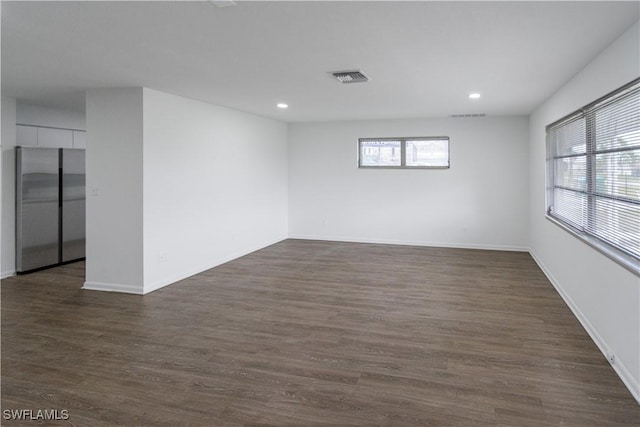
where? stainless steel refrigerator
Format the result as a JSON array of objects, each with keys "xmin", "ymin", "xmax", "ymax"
[{"xmin": 16, "ymin": 147, "xmax": 86, "ymax": 273}]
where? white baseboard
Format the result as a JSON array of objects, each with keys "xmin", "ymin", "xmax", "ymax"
[
  {"xmin": 82, "ymin": 281, "xmax": 143, "ymax": 295},
  {"xmin": 1, "ymin": 270, "xmax": 16, "ymax": 279},
  {"xmin": 142, "ymin": 237, "xmax": 287, "ymax": 295},
  {"xmin": 529, "ymin": 249, "xmax": 640, "ymax": 405},
  {"xmin": 288, "ymin": 234, "xmax": 529, "ymax": 252}
]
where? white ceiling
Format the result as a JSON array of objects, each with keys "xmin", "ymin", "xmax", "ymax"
[{"xmin": 2, "ymin": 1, "xmax": 638, "ymax": 122}]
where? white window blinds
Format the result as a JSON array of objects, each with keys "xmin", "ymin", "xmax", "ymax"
[{"xmin": 547, "ymin": 79, "xmax": 640, "ymax": 261}]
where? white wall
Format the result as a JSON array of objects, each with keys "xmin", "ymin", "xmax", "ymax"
[
  {"xmin": 1, "ymin": 97, "xmax": 16, "ymax": 278},
  {"xmin": 1, "ymin": 0, "xmax": 3, "ymax": 283},
  {"xmin": 142, "ymin": 88, "xmax": 288, "ymax": 294},
  {"xmin": 17, "ymin": 103, "xmax": 85, "ymax": 130},
  {"xmin": 84, "ymin": 88, "xmax": 144, "ymax": 294},
  {"xmin": 529, "ymin": 21, "xmax": 640, "ymax": 402},
  {"xmin": 288, "ymin": 116, "xmax": 529, "ymax": 251}
]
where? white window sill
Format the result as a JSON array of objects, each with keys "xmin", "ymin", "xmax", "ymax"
[{"xmin": 546, "ymin": 215, "xmax": 640, "ymax": 277}]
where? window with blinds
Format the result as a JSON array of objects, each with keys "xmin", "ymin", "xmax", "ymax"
[{"xmin": 547, "ymin": 79, "xmax": 640, "ymax": 267}]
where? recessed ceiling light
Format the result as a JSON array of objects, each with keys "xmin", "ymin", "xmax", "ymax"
[
  {"xmin": 469, "ymin": 93, "xmax": 481, "ymax": 99},
  {"xmin": 277, "ymin": 103, "xmax": 288, "ymax": 109}
]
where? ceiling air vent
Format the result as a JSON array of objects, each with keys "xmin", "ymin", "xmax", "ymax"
[
  {"xmin": 208, "ymin": 0, "xmax": 236, "ymax": 7},
  {"xmin": 331, "ymin": 70, "xmax": 369, "ymax": 84},
  {"xmin": 449, "ymin": 113, "xmax": 487, "ymax": 118}
]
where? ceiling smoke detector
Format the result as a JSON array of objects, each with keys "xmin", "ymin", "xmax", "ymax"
[{"xmin": 331, "ymin": 70, "xmax": 368, "ymax": 84}]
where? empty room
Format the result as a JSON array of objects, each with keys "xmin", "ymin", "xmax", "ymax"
[{"xmin": 1, "ymin": 1, "xmax": 639, "ymax": 425}]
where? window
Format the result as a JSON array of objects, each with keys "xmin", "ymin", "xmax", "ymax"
[
  {"xmin": 358, "ymin": 137, "xmax": 449, "ymax": 168},
  {"xmin": 546, "ymin": 79, "xmax": 640, "ymax": 271}
]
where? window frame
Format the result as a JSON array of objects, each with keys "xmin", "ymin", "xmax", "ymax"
[
  {"xmin": 545, "ymin": 78, "xmax": 640, "ymax": 275},
  {"xmin": 358, "ymin": 136, "xmax": 450, "ymax": 169}
]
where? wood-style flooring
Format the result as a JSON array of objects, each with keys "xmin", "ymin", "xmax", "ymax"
[{"xmin": 2, "ymin": 239, "xmax": 639, "ymax": 426}]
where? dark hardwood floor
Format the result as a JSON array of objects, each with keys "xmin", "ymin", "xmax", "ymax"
[{"xmin": 2, "ymin": 239, "xmax": 638, "ymax": 426}]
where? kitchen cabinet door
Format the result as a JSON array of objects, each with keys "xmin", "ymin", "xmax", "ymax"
[
  {"xmin": 72, "ymin": 130, "xmax": 87, "ymax": 149},
  {"xmin": 37, "ymin": 127, "xmax": 73, "ymax": 148},
  {"xmin": 16, "ymin": 125, "xmax": 38, "ymax": 147}
]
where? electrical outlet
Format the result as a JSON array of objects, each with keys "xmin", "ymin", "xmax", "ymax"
[
  {"xmin": 606, "ymin": 351, "xmax": 615, "ymax": 364},
  {"xmin": 158, "ymin": 254, "xmax": 168, "ymax": 264}
]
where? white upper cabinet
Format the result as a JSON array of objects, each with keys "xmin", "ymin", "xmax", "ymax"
[
  {"xmin": 16, "ymin": 124, "xmax": 85, "ymax": 149},
  {"xmin": 37, "ymin": 127, "xmax": 73, "ymax": 148},
  {"xmin": 72, "ymin": 130, "xmax": 87, "ymax": 149},
  {"xmin": 16, "ymin": 125, "xmax": 38, "ymax": 147}
]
